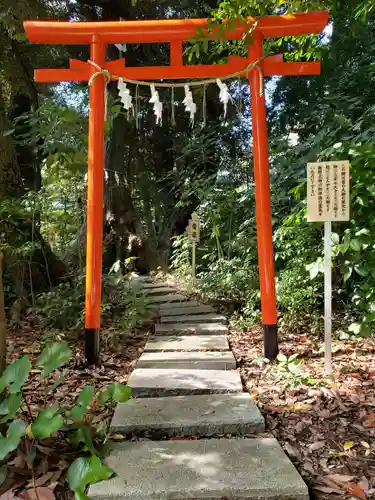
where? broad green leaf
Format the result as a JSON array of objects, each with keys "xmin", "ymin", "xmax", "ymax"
[
  {"xmin": 288, "ymin": 353, "xmax": 300, "ymax": 362},
  {"xmin": 68, "ymin": 457, "xmax": 91, "ymax": 491},
  {"xmin": 331, "ymin": 233, "xmax": 340, "ymax": 245},
  {"xmin": 36, "ymin": 342, "xmax": 72, "ymax": 378},
  {"xmin": 0, "ymin": 356, "xmax": 31, "ymax": 394},
  {"xmin": 350, "ymin": 239, "xmax": 361, "ymax": 252},
  {"xmin": 277, "ymin": 353, "xmax": 287, "ymax": 363},
  {"xmin": 3, "ymin": 128, "xmax": 15, "ymax": 137},
  {"xmin": 109, "ymin": 383, "xmax": 132, "ymax": 403},
  {"xmin": 97, "ymin": 389, "xmax": 111, "ymax": 406},
  {"xmin": 75, "ymin": 490, "xmax": 90, "ymax": 500},
  {"xmin": 255, "ymin": 356, "xmax": 265, "ymax": 367},
  {"xmin": 78, "ymin": 386, "xmax": 94, "ymax": 408},
  {"xmin": 340, "ymin": 238, "xmax": 350, "ymax": 254},
  {"xmin": 348, "ymin": 323, "xmax": 361, "ymax": 335},
  {"xmin": 0, "ymin": 392, "xmax": 22, "ymax": 423},
  {"xmin": 83, "ymin": 456, "xmax": 114, "ymax": 486},
  {"xmin": 31, "ymin": 405, "xmax": 64, "ymax": 439},
  {"xmin": 69, "ymin": 405, "xmax": 86, "ymax": 422},
  {"xmin": 354, "ymin": 265, "xmax": 369, "ymax": 277},
  {"xmin": 307, "ymin": 261, "xmax": 320, "ymax": 279},
  {"xmin": 342, "ymin": 264, "xmax": 353, "ymax": 282},
  {"xmin": 0, "ymin": 420, "xmax": 26, "ymax": 460},
  {"xmin": 288, "ymin": 362, "xmax": 302, "ymax": 375},
  {"xmin": 68, "ymin": 455, "xmax": 114, "ymax": 492}
]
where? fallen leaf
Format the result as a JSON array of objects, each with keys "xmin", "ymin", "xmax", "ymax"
[
  {"xmin": 325, "ymin": 474, "xmax": 356, "ymax": 485},
  {"xmin": 288, "ymin": 403, "xmax": 312, "ymax": 413},
  {"xmin": 309, "ymin": 441, "xmax": 325, "ymax": 452},
  {"xmin": 358, "ymin": 477, "xmax": 369, "ymax": 493},
  {"xmin": 21, "ymin": 487, "xmax": 55, "ymax": 500},
  {"xmin": 367, "ymin": 413, "xmax": 375, "ymax": 427},
  {"xmin": 109, "ymin": 433, "xmax": 125, "ymax": 441},
  {"xmin": 48, "ymin": 470, "xmax": 63, "ymax": 492},
  {"xmin": 314, "ymin": 485, "xmax": 344, "ymax": 494},
  {"xmin": 0, "ymin": 491, "xmax": 15, "ymax": 500},
  {"xmin": 346, "ymin": 483, "xmax": 366, "ymax": 499},
  {"xmin": 26, "ymin": 472, "xmax": 55, "ymax": 489},
  {"xmin": 344, "ymin": 441, "xmax": 354, "ymax": 450},
  {"xmin": 284, "ymin": 442, "xmax": 300, "ymax": 459}
]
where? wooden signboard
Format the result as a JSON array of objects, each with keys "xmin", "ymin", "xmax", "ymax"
[{"xmin": 307, "ymin": 161, "xmax": 350, "ymax": 222}]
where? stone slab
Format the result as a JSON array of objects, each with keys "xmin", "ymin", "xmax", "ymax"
[
  {"xmin": 159, "ymin": 305, "xmax": 215, "ymax": 316},
  {"xmin": 130, "ymin": 274, "xmax": 152, "ymax": 283},
  {"xmin": 111, "ymin": 393, "xmax": 264, "ymax": 436},
  {"xmin": 161, "ymin": 314, "xmax": 227, "ymax": 324},
  {"xmin": 148, "ymin": 294, "xmax": 189, "ymax": 304},
  {"xmin": 159, "ymin": 299, "xmax": 201, "ymax": 309},
  {"xmin": 137, "ymin": 351, "xmax": 236, "ymax": 370},
  {"xmin": 127, "ymin": 368, "xmax": 243, "ymax": 397},
  {"xmin": 142, "ymin": 282, "xmax": 171, "ymax": 289},
  {"xmin": 154, "ymin": 323, "xmax": 228, "ymax": 335},
  {"xmin": 145, "ymin": 287, "xmax": 178, "ymax": 296},
  {"xmin": 144, "ymin": 335, "xmax": 229, "ymax": 352},
  {"xmin": 89, "ymin": 438, "xmax": 308, "ymax": 500}
]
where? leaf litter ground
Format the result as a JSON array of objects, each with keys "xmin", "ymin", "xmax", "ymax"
[
  {"xmin": 4, "ymin": 315, "xmax": 375, "ymax": 500},
  {"xmin": 229, "ymin": 326, "xmax": 375, "ymax": 500}
]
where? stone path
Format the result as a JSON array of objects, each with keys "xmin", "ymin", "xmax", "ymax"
[{"xmin": 89, "ymin": 276, "xmax": 308, "ymax": 500}]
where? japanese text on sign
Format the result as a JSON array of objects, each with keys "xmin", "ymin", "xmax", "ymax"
[
  {"xmin": 307, "ymin": 161, "xmax": 350, "ymax": 222},
  {"xmin": 188, "ymin": 213, "xmax": 200, "ymax": 243}
]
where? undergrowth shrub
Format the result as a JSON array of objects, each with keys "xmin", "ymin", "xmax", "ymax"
[
  {"xmin": 33, "ymin": 260, "xmax": 153, "ymax": 339},
  {"xmin": 0, "ymin": 342, "xmax": 132, "ymax": 498}
]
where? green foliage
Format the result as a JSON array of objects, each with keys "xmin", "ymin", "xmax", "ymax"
[
  {"xmin": 68, "ymin": 455, "xmax": 115, "ymax": 500},
  {"xmin": 36, "ymin": 341, "xmax": 72, "ymax": 378},
  {"xmin": 0, "ymin": 342, "xmax": 132, "ymax": 497},
  {"xmin": 268, "ymin": 353, "xmax": 316, "ymax": 387},
  {"xmin": 33, "ymin": 265, "xmax": 152, "ymax": 337},
  {"xmin": 0, "ymin": 420, "xmax": 26, "ymax": 460},
  {"xmin": 35, "ymin": 279, "xmax": 86, "ymax": 330},
  {"xmin": 31, "ymin": 405, "xmax": 64, "ymax": 439},
  {"xmin": 0, "ymin": 355, "xmax": 31, "ymax": 393},
  {"xmin": 172, "ymin": 0, "xmax": 375, "ymax": 340}
]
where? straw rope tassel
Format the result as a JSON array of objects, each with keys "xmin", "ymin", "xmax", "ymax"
[
  {"xmin": 135, "ymin": 85, "xmax": 140, "ymax": 129},
  {"xmin": 87, "ymin": 57, "xmax": 265, "ymax": 127},
  {"xmin": 171, "ymin": 87, "xmax": 176, "ymax": 127},
  {"xmin": 202, "ymin": 84, "xmax": 207, "ymax": 128}
]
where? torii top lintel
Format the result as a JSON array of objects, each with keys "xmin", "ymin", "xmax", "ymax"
[
  {"xmin": 24, "ymin": 11, "xmax": 328, "ymax": 44},
  {"xmin": 23, "ymin": 11, "xmax": 329, "ymax": 83}
]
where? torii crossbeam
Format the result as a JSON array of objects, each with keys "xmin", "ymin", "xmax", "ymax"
[{"xmin": 24, "ymin": 11, "xmax": 329, "ymax": 364}]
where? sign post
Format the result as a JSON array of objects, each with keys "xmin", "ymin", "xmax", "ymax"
[
  {"xmin": 307, "ymin": 161, "xmax": 350, "ymax": 374},
  {"xmin": 188, "ymin": 212, "xmax": 200, "ymax": 286}
]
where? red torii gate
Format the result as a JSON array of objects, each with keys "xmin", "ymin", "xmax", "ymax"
[{"xmin": 24, "ymin": 11, "xmax": 328, "ymax": 364}]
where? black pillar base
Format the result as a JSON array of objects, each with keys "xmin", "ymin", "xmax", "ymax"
[
  {"xmin": 85, "ymin": 328, "xmax": 100, "ymax": 365},
  {"xmin": 264, "ymin": 324, "xmax": 278, "ymax": 361}
]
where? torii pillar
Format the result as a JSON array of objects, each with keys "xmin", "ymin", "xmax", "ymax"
[{"xmin": 24, "ymin": 11, "xmax": 329, "ymax": 364}]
